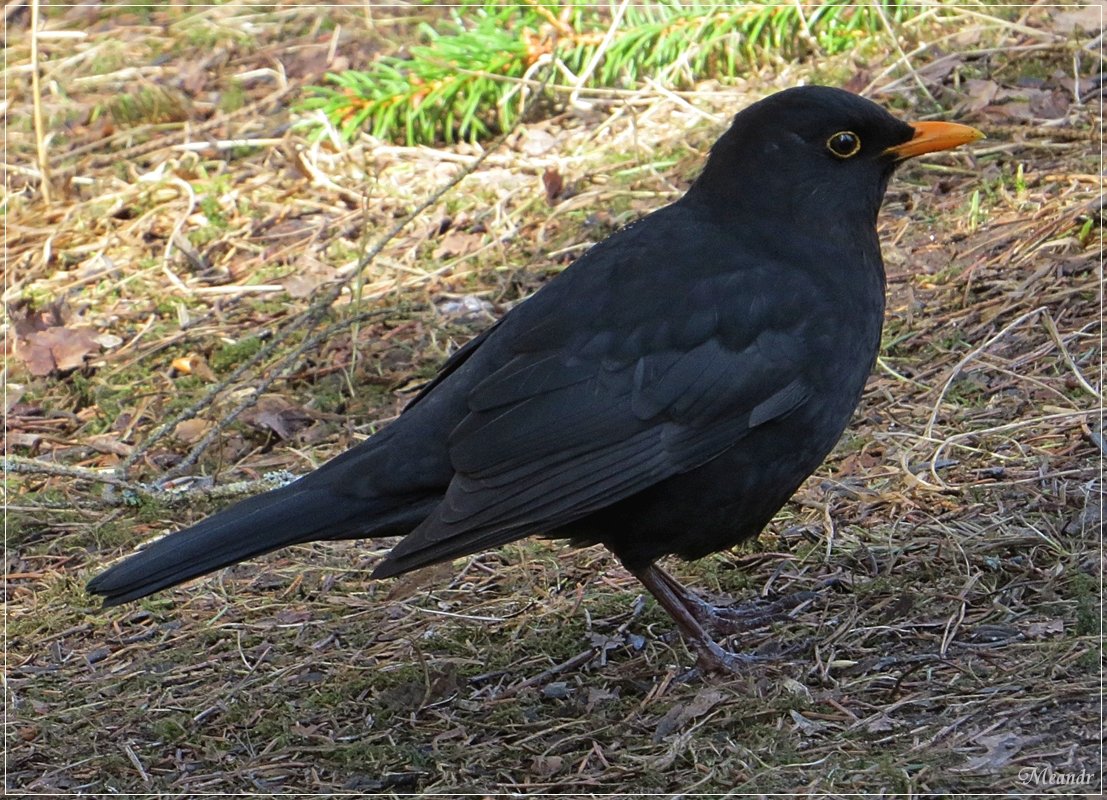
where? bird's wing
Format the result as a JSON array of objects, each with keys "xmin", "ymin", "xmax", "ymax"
[
  {"xmin": 379, "ymin": 271, "xmax": 814, "ymax": 571},
  {"xmin": 448, "ymin": 331, "xmax": 809, "ymax": 525}
]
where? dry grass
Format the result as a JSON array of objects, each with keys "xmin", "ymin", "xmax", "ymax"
[{"xmin": 5, "ymin": 3, "xmax": 1103, "ymax": 796}]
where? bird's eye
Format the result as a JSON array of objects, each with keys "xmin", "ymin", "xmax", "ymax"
[{"xmin": 826, "ymin": 131, "xmax": 861, "ymax": 158}]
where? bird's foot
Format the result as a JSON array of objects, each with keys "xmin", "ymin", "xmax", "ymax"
[
  {"xmin": 658, "ymin": 568, "xmax": 837, "ymax": 637},
  {"xmin": 682, "ymin": 587, "xmax": 820, "ymax": 636},
  {"xmin": 685, "ymin": 636, "xmax": 767, "ymax": 676},
  {"xmin": 630, "ymin": 563, "xmax": 790, "ymax": 675},
  {"xmin": 630, "ymin": 563, "xmax": 836, "ymax": 676}
]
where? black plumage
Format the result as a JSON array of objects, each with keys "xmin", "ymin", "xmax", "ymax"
[{"xmin": 88, "ymin": 86, "xmax": 982, "ymax": 672}]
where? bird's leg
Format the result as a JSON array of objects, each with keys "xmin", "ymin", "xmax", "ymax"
[
  {"xmin": 629, "ymin": 563, "xmax": 758, "ymax": 674},
  {"xmin": 651, "ymin": 563, "xmax": 821, "ymax": 636}
]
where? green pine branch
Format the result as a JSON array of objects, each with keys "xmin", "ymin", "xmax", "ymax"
[{"xmin": 298, "ymin": 1, "xmax": 921, "ymax": 146}]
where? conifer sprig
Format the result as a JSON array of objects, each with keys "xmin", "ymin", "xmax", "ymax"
[{"xmin": 299, "ymin": 1, "xmax": 919, "ymax": 146}]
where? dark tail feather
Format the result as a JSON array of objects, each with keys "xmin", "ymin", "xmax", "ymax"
[{"xmin": 87, "ymin": 483, "xmax": 424, "ymax": 607}]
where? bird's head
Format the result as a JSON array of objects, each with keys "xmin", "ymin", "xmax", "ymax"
[{"xmin": 687, "ymin": 85, "xmax": 984, "ymax": 229}]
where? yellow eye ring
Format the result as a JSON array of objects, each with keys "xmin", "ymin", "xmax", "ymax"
[{"xmin": 827, "ymin": 131, "xmax": 861, "ymax": 158}]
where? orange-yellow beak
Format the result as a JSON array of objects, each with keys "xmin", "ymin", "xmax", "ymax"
[{"xmin": 885, "ymin": 120, "xmax": 985, "ymax": 160}]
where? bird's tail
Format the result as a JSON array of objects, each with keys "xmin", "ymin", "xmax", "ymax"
[{"xmin": 87, "ymin": 481, "xmax": 427, "ymax": 607}]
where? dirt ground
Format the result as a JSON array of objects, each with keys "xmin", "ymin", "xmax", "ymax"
[{"xmin": 5, "ymin": 4, "xmax": 1102, "ymax": 796}]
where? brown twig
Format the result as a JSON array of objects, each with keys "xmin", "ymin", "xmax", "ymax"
[
  {"xmin": 5, "ymin": 453, "xmax": 139, "ymax": 489},
  {"xmin": 29, "ymin": 0, "xmax": 52, "ymax": 203}
]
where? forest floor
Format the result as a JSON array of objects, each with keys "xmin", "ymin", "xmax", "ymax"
[{"xmin": 5, "ymin": 3, "xmax": 1102, "ymax": 796}]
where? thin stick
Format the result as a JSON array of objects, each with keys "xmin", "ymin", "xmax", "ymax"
[
  {"xmin": 568, "ymin": 0, "xmax": 631, "ymax": 109},
  {"xmin": 29, "ymin": 0, "xmax": 52, "ymax": 203},
  {"xmin": 872, "ymin": 2, "xmax": 937, "ymax": 108},
  {"xmin": 4, "ymin": 454, "xmax": 140, "ymax": 489},
  {"xmin": 1041, "ymin": 311, "xmax": 1102, "ymax": 401}
]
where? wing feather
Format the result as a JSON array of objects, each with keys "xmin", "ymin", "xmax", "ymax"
[{"xmin": 387, "ymin": 334, "xmax": 811, "ymax": 568}]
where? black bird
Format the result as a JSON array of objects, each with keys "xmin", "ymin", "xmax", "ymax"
[{"xmin": 88, "ymin": 86, "xmax": 982, "ymax": 673}]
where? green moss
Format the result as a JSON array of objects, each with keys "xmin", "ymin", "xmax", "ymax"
[
  {"xmin": 684, "ymin": 554, "xmax": 756, "ymax": 596},
  {"xmin": 151, "ymin": 713, "xmax": 190, "ymax": 741},
  {"xmin": 198, "ymin": 195, "xmax": 229, "ymax": 229},
  {"xmin": 1070, "ymin": 571, "xmax": 1098, "ymax": 637},
  {"xmin": 67, "ymin": 371, "xmax": 96, "ymax": 410},
  {"xmin": 211, "ymin": 335, "xmax": 265, "ymax": 372},
  {"xmin": 88, "ymin": 518, "xmax": 143, "ymax": 550},
  {"xmin": 219, "ymin": 80, "xmax": 247, "ymax": 114}
]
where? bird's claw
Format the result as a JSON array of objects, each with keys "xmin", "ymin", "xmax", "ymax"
[{"xmin": 684, "ymin": 587, "xmax": 825, "ymax": 636}]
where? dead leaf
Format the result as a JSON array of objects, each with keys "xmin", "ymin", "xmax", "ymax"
[
  {"xmin": 584, "ymin": 686, "xmax": 619, "ymax": 712},
  {"xmin": 653, "ymin": 688, "xmax": 726, "ymax": 741},
  {"xmin": 375, "ymin": 664, "xmax": 458, "ymax": 712},
  {"xmin": 376, "ymin": 679, "xmax": 424, "ymax": 712},
  {"xmin": 780, "ymin": 676, "xmax": 811, "ymax": 698},
  {"xmin": 8, "ymin": 297, "xmax": 66, "ymax": 338},
  {"xmin": 240, "ymin": 395, "xmax": 314, "ymax": 440},
  {"xmin": 280, "ymin": 256, "xmax": 339, "ymax": 299},
  {"xmin": 839, "ymin": 69, "xmax": 870, "ymax": 95},
  {"xmin": 179, "ymin": 63, "xmax": 210, "ymax": 96},
  {"xmin": 93, "ymin": 332, "xmax": 123, "ymax": 349},
  {"xmin": 976, "ymin": 85, "xmax": 1073, "ymax": 124},
  {"xmin": 865, "ymin": 714, "xmax": 897, "ymax": 733},
  {"xmin": 427, "ymin": 664, "xmax": 461, "ymax": 700},
  {"xmin": 281, "ymin": 46, "xmax": 340, "ymax": 83},
  {"xmin": 963, "ymin": 79, "xmax": 999, "ymax": 113},
  {"xmin": 790, "ymin": 709, "xmax": 826, "ymax": 734},
  {"xmin": 914, "ymin": 53, "xmax": 961, "ymax": 84},
  {"xmin": 19, "ymin": 326, "xmax": 101, "ymax": 375},
  {"xmin": 384, "ymin": 560, "xmax": 457, "ymax": 600},
  {"xmin": 173, "ymin": 418, "xmax": 212, "ymax": 443},
  {"xmin": 835, "ymin": 448, "xmax": 884, "ymax": 476},
  {"xmin": 1029, "ymin": 88, "xmax": 1071, "ymax": 120},
  {"xmin": 1055, "ymin": 75, "xmax": 1100, "ymax": 100},
  {"xmin": 981, "ymin": 101, "xmax": 1034, "ymax": 124},
  {"xmin": 435, "ymin": 295, "xmax": 494, "ymax": 320},
  {"xmin": 171, "ymin": 229, "xmax": 208, "ymax": 273},
  {"xmin": 8, "ymin": 432, "xmax": 42, "ymax": 449},
  {"xmin": 9, "ymin": 294, "xmax": 103, "ymax": 375},
  {"xmin": 1063, "ymin": 501, "xmax": 1101, "ymax": 534},
  {"xmin": 529, "ymin": 755, "xmax": 564, "ymax": 777},
  {"xmin": 275, "ymin": 609, "xmax": 313, "ymax": 625},
  {"xmin": 543, "ymin": 167, "xmax": 564, "ymax": 204},
  {"xmin": 432, "ymin": 231, "xmax": 483, "ymax": 260}
]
